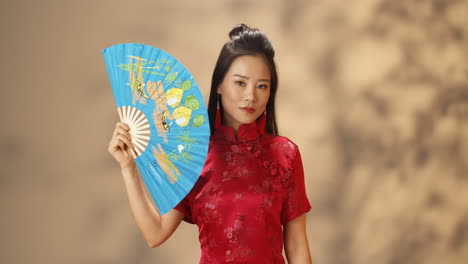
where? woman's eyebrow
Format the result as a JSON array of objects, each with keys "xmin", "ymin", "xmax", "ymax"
[
  {"xmin": 233, "ymin": 74, "xmax": 249, "ymax": 79},
  {"xmin": 233, "ymin": 74, "xmax": 270, "ymax": 82}
]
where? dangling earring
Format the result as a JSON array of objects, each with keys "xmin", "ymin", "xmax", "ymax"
[
  {"xmin": 216, "ymin": 94, "xmax": 222, "ymax": 128},
  {"xmin": 257, "ymin": 108, "xmax": 267, "ymax": 133}
]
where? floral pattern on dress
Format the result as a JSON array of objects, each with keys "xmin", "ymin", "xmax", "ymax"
[{"xmin": 174, "ymin": 120, "xmax": 311, "ymax": 263}]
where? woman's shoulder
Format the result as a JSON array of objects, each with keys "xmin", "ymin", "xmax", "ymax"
[
  {"xmin": 261, "ymin": 134, "xmax": 300, "ymax": 160},
  {"xmin": 259, "ymin": 134, "xmax": 303, "ymax": 185},
  {"xmin": 263, "ymin": 133, "xmax": 299, "ymax": 147}
]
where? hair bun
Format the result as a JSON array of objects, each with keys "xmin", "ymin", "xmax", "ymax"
[{"xmin": 229, "ymin": 24, "xmax": 251, "ymax": 40}]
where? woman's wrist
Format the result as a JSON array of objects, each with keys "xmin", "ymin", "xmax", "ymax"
[{"xmin": 121, "ymin": 164, "xmax": 138, "ymax": 178}]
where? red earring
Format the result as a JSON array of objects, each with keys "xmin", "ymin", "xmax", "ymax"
[
  {"xmin": 257, "ymin": 110, "xmax": 266, "ymax": 134},
  {"xmin": 215, "ymin": 94, "xmax": 222, "ymax": 128}
]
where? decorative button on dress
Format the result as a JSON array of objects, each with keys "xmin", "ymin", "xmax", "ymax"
[{"xmin": 174, "ymin": 117, "xmax": 311, "ymax": 264}]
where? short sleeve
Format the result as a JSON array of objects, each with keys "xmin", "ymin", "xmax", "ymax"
[
  {"xmin": 281, "ymin": 147, "xmax": 311, "ymax": 225},
  {"xmin": 173, "ymin": 197, "xmax": 194, "ymax": 224}
]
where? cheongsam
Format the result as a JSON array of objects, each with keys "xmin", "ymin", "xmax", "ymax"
[{"xmin": 174, "ymin": 117, "xmax": 311, "ymax": 264}]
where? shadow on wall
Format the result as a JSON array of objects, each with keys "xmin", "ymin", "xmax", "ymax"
[{"xmin": 308, "ymin": 0, "xmax": 468, "ymax": 263}]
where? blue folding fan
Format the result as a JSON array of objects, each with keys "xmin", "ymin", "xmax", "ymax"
[{"xmin": 102, "ymin": 43, "xmax": 210, "ymax": 215}]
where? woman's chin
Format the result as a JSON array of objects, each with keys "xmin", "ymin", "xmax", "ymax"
[{"xmin": 223, "ymin": 111, "xmax": 263, "ymax": 128}]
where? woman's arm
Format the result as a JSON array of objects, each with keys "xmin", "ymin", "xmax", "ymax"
[
  {"xmin": 283, "ymin": 214, "xmax": 312, "ymax": 264},
  {"xmin": 121, "ymin": 166, "xmax": 184, "ymax": 247},
  {"xmin": 109, "ymin": 122, "xmax": 184, "ymax": 247}
]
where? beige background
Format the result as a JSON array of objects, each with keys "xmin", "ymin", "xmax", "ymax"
[{"xmin": 1, "ymin": 0, "xmax": 468, "ymax": 263}]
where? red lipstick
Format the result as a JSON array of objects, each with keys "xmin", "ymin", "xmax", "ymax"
[{"xmin": 240, "ymin": 107, "xmax": 255, "ymax": 113}]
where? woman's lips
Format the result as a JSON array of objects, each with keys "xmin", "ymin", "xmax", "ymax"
[{"xmin": 240, "ymin": 107, "xmax": 255, "ymax": 113}]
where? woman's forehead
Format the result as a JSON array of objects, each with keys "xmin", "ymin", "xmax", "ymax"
[{"xmin": 227, "ymin": 55, "xmax": 270, "ymax": 80}]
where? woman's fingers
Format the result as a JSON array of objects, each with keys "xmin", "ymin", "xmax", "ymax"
[
  {"xmin": 113, "ymin": 122, "xmax": 130, "ymax": 138},
  {"xmin": 109, "ymin": 138, "xmax": 123, "ymax": 152},
  {"xmin": 108, "ymin": 122, "xmax": 137, "ymax": 168},
  {"xmin": 108, "ymin": 134, "xmax": 134, "ymax": 153},
  {"xmin": 114, "ymin": 127, "xmax": 131, "ymax": 140},
  {"xmin": 116, "ymin": 134, "xmax": 135, "ymax": 150},
  {"xmin": 117, "ymin": 122, "xmax": 130, "ymax": 130}
]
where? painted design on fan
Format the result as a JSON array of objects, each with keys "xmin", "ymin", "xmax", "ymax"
[
  {"xmin": 166, "ymin": 80, "xmax": 192, "ymax": 107},
  {"xmin": 148, "ymin": 161, "xmax": 163, "ymax": 185},
  {"xmin": 118, "ymin": 56, "xmax": 168, "ymax": 105},
  {"xmin": 118, "ymin": 55, "xmax": 206, "ymax": 129},
  {"xmin": 164, "ymin": 80, "xmax": 206, "ymax": 128},
  {"xmin": 172, "ymin": 95, "xmax": 206, "ymax": 128},
  {"xmin": 166, "ymin": 88, "xmax": 184, "ymax": 107},
  {"xmin": 165, "ymin": 130, "xmax": 197, "ymax": 164},
  {"xmin": 147, "ymin": 80, "xmax": 174, "ymax": 143},
  {"xmin": 128, "ymin": 56, "xmax": 150, "ymax": 105},
  {"xmin": 118, "ymin": 56, "xmax": 167, "ymax": 75},
  {"xmin": 177, "ymin": 144, "xmax": 185, "ymax": 153},
  {"xmin": 161, "ymin": 110, "xmax": 172, "ymax": 131},
  {"xmin": 153, "ymin": 143, "xmax": 180, "ymax": 183}
]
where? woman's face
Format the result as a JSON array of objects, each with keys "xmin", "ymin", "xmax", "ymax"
[{"xmin": 217, "ymin": 55, "xmax": 271, "ymax": 132}]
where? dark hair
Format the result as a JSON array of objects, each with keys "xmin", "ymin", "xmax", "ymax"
[{"xmin": 207, "ymin": 24, "xmax": 279, "ymax": 135}]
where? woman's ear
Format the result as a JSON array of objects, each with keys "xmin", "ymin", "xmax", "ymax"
[{"xmin": 217, "ymin": 85, "xmax": 221, "ymax": 95}]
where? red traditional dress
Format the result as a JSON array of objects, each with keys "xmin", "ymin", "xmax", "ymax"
[{"xmin": 175, "ymin": 116, "xmax": 311, "ymax": 263}]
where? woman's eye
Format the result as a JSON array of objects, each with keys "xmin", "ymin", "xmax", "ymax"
[
  {"xmin": 235, "ymin": 81, "xmax": 245, "ymax": 86},
  {"xmin": 258, "ymin": 84, "xmax": 269, "ymax": 89}
]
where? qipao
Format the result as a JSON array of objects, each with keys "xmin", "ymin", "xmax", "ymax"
[{"xmin": 175, "ymin": 119, "xmax": 311, "ymax": 264}]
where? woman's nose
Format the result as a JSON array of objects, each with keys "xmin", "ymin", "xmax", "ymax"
[{"xmin": 244, "ymin": 86, "xmax": 256, "ymax": 102}]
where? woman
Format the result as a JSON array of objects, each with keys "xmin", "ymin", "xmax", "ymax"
[{"xmin": 108, "ymin": 24, "xmax": 312, "ymax": 263}]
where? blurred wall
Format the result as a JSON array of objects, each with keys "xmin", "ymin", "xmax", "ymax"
[{"xmin": 1, "ymin": 0, "xmax": 467, "ymax": 263}]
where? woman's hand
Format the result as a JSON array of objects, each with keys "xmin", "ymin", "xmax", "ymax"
[{"xmin": 108, "ymin": 122, "xmax": 136, "ymax": 169}]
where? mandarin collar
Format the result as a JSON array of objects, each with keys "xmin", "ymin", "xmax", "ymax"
[{"xmin": 212, "ymin": 112, "xmax": 266, "ymax": 144}]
